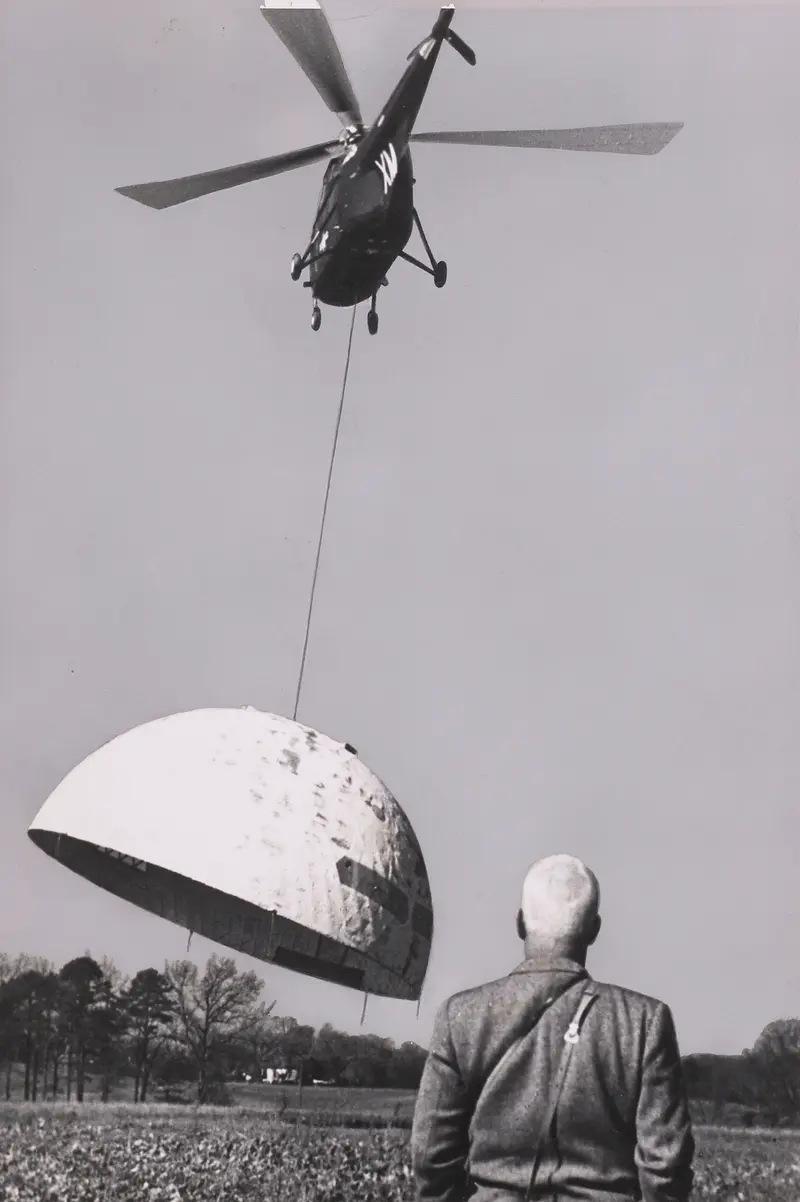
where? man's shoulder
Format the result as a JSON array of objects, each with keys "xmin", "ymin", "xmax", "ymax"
[
  {"xmin": 594, "ymin": 979, "xmax": 668, "ymax": 1012},
  {"xmin": 443, "ymin": 972, "xmax": 520, "ymax": 1011},
  {"xmin": 441, "ymin": 973, "xmax": 668, "ymax": 1023},
  {"xmin": 591, "ymin": 980, "xmax": 673, "ymax": 1034}
]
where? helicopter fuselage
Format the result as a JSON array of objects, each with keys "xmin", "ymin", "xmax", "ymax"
[
  {"xmin": 307, "ymin": 147, "xmax": 415, "ymax": 306},
  {"xmin": 302, "ymin": 4, "xmax": 459, "ymax": 308}
]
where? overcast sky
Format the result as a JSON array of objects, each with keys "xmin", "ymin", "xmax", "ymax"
[{"xmin": 2, "ymin": 1, "xmax": 798, "ymax": 1058}]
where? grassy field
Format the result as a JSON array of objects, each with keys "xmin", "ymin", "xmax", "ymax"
[
  {"xmin": 1, "ymin": 1102, "xmax": 799, "ymax": 1201},
  {"xmin": 1, "ymin": 1072, "xmax": 417, "ymax": 1127},
  {"xmin": 0, "ymin": 1065, "xmax": 417, "ymax": 1124},
  {"xmin": 230, "ymin": 1082, "xmax": 417, "ymax": 1123}
]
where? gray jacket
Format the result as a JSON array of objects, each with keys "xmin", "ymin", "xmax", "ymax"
[{"xmin": 411, "ymin": 957, "xmax": 694, "ymax": 1202}]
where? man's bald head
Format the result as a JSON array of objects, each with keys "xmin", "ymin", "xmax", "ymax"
[{"xmin": 518, "ymin": 854, "xmax": 601, "ymax": 958}]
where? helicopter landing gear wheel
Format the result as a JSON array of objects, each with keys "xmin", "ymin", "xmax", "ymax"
[
  {"xmin": 290, "ymin": 253, "xmax": 303, "ymax": 281},
  {"xmin": 434, "ymin": 260, "xmax": 447, "ymax": 289},
  {"xmin": 311, "ymin": 305, "xmax": 321, "ymax": 332},
  {"xmin": 367, "ymin": 292, "xmax": 379, "ymax": 335}
]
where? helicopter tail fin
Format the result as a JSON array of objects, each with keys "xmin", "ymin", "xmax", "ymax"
[
  {"xmin": 444, "ymin": 26, "xmax": 476, "ymax": 66},
  {"xmin": 407, "ymin": 6, "xmax": 476, "ymax": 66}
]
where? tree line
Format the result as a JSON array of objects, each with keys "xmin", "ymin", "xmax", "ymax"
[
  {"xmin": 3, "ymin": 950, "xmax": 797, "ymax": 1124},
  {"xmin": 682, "ymin": 1019, "xmax": 800, "ymax": 1128},
  {"xmin": 0, "ymin": 951, "xmax": 429, "ymax": 1105}
]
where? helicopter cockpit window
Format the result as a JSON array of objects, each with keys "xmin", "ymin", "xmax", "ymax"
[
  {"xmin": 321, "ymin": 158, "xmax": 343, "ymax": 192},
  {"xmin": 317, "ymin": 157, "xmax": 343, "ymax": 223}
]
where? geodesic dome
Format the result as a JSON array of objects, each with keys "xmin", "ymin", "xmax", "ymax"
[{"xmin": 27, "ymin": 707, "xmax": 433, "ymax": 1000}]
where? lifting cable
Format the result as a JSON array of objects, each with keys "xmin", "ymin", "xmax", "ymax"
[{"xmin": 292, "ymin": 305, "xmax": 358, "ymax": 724}]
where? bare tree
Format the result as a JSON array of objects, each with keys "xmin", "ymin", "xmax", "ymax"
[
  {"xmin": 17, "ymin": 970, "xmax": 47, "ymax": 1100},
  {"xmin": 165, "ymin": 955, "xmax": 265, "ymax": 1104},
  {"xmin": 0, "ymin": 955, "xmax": 32, "ymax": 1099},
  {"xmin": 121, "ymin": 969, "xmax": 176, "ymax": 1102},
  {"xmin": 99, "ymin": 956, "xmax": 129, "ymax": 997},
  {"xmin": 33, "ymin": 971, "xmax": 61, "ymax": 1101},
  {"xmin": 0, "ymin": 954, "xmax": 31, "ymax": 987},
  {"xmin": 48, "ymin": 984, "xmax": 71, "ymax": 1101},
  {"xmin": 92, "ymin": 973, "xmax": 128, "ymax": 1102}
]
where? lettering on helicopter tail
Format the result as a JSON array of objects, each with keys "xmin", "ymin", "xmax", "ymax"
[{"xmin": 374, "ymin": 142, "xmax": 398, "ymax": 194}]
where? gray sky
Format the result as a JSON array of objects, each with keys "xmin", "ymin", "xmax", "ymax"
[{"xmin": 2, "ymin": 1, "xmax": 798, "ymax": 1057}]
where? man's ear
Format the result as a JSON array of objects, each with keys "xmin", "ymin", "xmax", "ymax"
[
  {"xmin": 587, "ymin": 913, "xmax": 602, "ymax": 946},
  {"xmin": 516, "ymin": 908, "xmax": 526, "ymax": 941}
]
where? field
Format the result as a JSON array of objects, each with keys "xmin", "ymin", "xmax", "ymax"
[
  {"xmin": 230, "ymin": 1082, "xmax": 417, "ymax": 1124},
  {"xmin": 0, "ymin": 1064, "xmax": 418, "ymax": 1125},
  {"xmin": 2, "ymin": 1101, "xmax": 800, "ymax": 1202}
]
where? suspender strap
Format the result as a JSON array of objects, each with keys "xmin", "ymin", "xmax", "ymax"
[
  {"xmin": 468, "ymin": 978, "xmax": 584, "ymax": 1106},
  {"xmin": 524, "ymin": 985, "xmax": 599, "ymax": 1202}
]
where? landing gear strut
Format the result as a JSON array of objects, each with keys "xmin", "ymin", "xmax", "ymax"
[
  {"xmin": 366, "ymin": 278, "xmax": 387, "ymax": 335},
  {"xmin": 399, "ymin": 208, "xmax": 447, "ymax": 288},
  {"xmin": 290, "ymin": 231, "xmax": 333, "ymax": 283}
]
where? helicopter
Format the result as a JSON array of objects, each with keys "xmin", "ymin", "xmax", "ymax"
[{"xmin": 115, "ymin": 2, "xmax": 683, "ymax": 336}]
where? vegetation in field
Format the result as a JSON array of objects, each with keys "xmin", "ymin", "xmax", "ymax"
[{"xmin": 2, "ymin": 1106, "xmax": 800, "ymax": 1202}]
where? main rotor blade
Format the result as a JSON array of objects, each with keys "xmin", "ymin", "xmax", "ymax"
[
  {"xmin": 115, "ymin": 140, "xmax": 339, "ymax": 210},
  {"xmin": 410, "ymin": 123, "xmax": 683, "ymax": 155},
  {"xmin": 260, "ymin": 0, "xmax": 362, "ymax": 129}
]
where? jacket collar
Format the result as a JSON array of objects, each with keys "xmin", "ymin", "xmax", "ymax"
[{"xmin": 510, "ymin": 955, "xmax": 590, "ymax": 979}]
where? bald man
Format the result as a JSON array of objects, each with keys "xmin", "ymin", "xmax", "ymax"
[{"xmin": 411, "ymin": 855, "xmax": 694, "ymax": 1202}]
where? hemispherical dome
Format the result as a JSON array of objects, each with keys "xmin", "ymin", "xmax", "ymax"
[{"xmin": 27, "ymin": 707, "xmax": 433, "ymax": 1000}]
